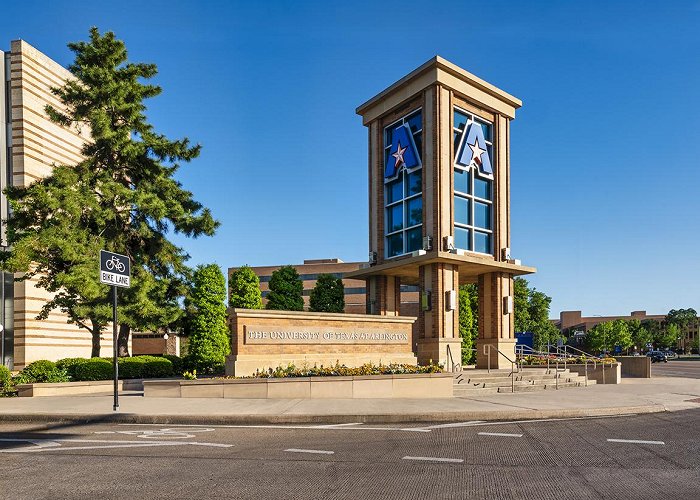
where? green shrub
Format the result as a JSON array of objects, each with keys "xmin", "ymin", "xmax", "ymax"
[
  {"xmin": 118, "ymin": 357, "xmax": 146, "ymax": 379},
  {"xmin": 250, "ymin": 361, "xmax": 443, "ymax": 379},
  {"xmin": 162, "ymin": 355, "xmax": 183, "ymax": 375},
  {"xmin": 0, "ymin": 365, "xmax": 14, "ymax": 397},
  {"xmin": 14, "ymin": 360, "xmax": 69, "ymax": 384},
  {"xmin": 117, "ymin": 356, "xmax": 174, "ymax": 379},
  {"xmin": 73, "ymin": 358, "xmax": 113, "ymax": 381},
  {"xmin": 56, "ymin": 357, "xmax": 87, "ymax": 380}
]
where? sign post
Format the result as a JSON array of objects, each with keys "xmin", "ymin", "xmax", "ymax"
[{"xmin": 99, "ymin": 250, "xmax": 131, "ymax": 412}]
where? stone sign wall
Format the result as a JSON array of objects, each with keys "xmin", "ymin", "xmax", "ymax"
[{"xmin": 226, "ymin": 308, "xmax": 417, "ymax": 376}]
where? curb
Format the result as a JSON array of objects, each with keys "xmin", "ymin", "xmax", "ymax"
[{"xmin": 0, "ymin": 405, "xmax": 667, "ymax": 425}]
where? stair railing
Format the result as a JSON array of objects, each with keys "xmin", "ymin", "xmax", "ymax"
[
  {"xmin": 445, "ymin": 344, "xmax": 462, "ymax": 373},
  {"xmin": 483, "ymin": 344, "xmax": 517, "ymax": 393}
]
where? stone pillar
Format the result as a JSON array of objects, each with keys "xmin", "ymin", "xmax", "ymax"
[
  {"xmin": 367, "ymin": 275, "xmax": 400, "ymax": 316},
  {"xmin": 476, "ymin": 272, "xmax": 516, "ymax": 369},
  {"xmin": 416, "ymin": 263, "xmax": 462, "ymax": 369}
]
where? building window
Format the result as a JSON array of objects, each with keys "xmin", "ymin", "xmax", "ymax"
[
  {"xmin": 453, "ymin": 107, "xmax": 493, "ymax": 255},
  {"xmin": 384, "ymin": 109, "xmax": 422, "ymax": 258}
]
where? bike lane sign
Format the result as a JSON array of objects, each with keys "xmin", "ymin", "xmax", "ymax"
[{"xmin": 99, "ymin": 250, "xmax": 131, "ymax": 288}]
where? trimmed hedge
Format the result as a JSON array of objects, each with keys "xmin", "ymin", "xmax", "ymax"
[
  {"xmin": 119, "ymin": 356, "xmax": 174, "ymax": 379},
  {"xmin": 162, "ymin": 355, "xmax": 183, "ymax": 375},
  {"xmin": 0, "ymin": 365, "xmax": 14, "ymax": 397},
  {"xmin": 14, "ymin": 360, "xmax": 69, "ymax": 384},
  {"xmin": 74, "ymin": 358, "xmax": 113, "ymax": 381},
  {"xmin": 56, "ymin": 357, "xmax": 87, "ymax": 380}
]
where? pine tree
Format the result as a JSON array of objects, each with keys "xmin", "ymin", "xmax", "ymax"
[
  {"xmin": 0, "ymin": 28, "xmax": 217, "ymax": 357},
  {"xmin": 309, "ymin": 274, "xmax": 345, "ymax": 313},
  {"xmin": 185, "ymin": 264, "xmax": 230, "ymax": 373},
  {"xmin": 266, "ymin": 266, "xmax": 304, "ymax": 311},
  {"xmin": 229, "ymin": 265, "xmax": 263, "ymax": 309}
]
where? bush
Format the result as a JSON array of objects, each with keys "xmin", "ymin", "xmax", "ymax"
[
  {"xmin": 140, "ymin": 356, "xmax": 174, "ymax": 378},
  {"xmin": 56, "ymin": 357, "xmax": 87, "ymax": 380},
  {"xmin": 118, "ymin": 357, "xmax": 146, "ymax": 379},
  {"xmin": 118, "ymin": 356, "xmax": 174, "ymax": 379},
  {"xmin": 162, "ymin": 355, "xmax": 183, "ymax": 375},
  {"xmin": 14, "ymin": 360, "xmax": 69, "ymax": 384},
  {"xmin": 0, "ymin": 365, "xmax": 14, "ymax": 397},
  {"xmin": 73, "ymin": 358, "xmax": 113, "ymax": 381},
  {"xmin": 250, "ymin": 361, "xmax": 443, "ymax": 379}
]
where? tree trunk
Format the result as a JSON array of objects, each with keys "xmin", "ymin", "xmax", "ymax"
[
  {"xmin": 90, "ymin": 321, "xmax": 102, "ymax": 358},
  {"xmin": 117, "ymin": 324, "xmax": 131, "ymax": 357}
]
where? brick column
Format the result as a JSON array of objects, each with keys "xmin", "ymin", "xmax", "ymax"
[
  {"xmin": 416, "ymin": 263, "xmax": 462, "ymax": 369},
  {"xmin": 476, "ymin": 272, "xmax": 516, "ymax": 369}
]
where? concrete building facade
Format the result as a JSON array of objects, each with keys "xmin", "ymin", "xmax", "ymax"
[
  {"xmin": 347, "ymin": 57, "xmax": 535, "ymax": 369},
  {"xmin": 0, "ymin": 40, "xmax": 113, "ymax": 369}
]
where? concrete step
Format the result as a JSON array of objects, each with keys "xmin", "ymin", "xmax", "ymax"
[
  {"xmin": 497, "ymin": 380, "xmax": 593, "ymax": 393},
  {"xmin": 453, "ymin": 387, "xmax": 500, "ymax": 396}
]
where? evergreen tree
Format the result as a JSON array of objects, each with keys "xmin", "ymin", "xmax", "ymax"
[
  {"xmin": 0, "ymin": 28, "xmax": 217, "ymax": 357},
  {"xmin": 185, "ymin": 264, "xmax": 230, "ymax": 373},
  {"xmin": 265, "ymin": 266, "xmax": 304, "ymax": 311},
  {"xmin": 229, "ymin": 265, "xmax": 263, "ymax": 309},
  {"xmin": 458, "ymin": 284, "xmax": 478, "ymax": 365},
  {"xmin": 309, "ymin": 274, "xmax": 345, "ymax": 313}
]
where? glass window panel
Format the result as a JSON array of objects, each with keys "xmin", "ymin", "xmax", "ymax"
[
  {"xmin": 413, "ymin": 132, "xmax": 422, "ymax": 159},
  {"xmin": 387, "ymin": 204, "xmax": 403, "ymax": 233},
  {"xmin": 476, "ymin": 119, "xmax": 491, "ymax": 142},
  {"xmin": 387, "ymin": 233, "xmax": 403, "ymax": 257},
  {"xmin": 474, "ymin": 231, "xmax": 491, "ymax": 254},
  {"xmin": 405, "ymin": 170, "xmax": 421, "ymax": 196},
  {"xmin": 454, "ymin": 110, "xmax": 468, "ymax": 132},
  {"xmin": 453, "ymin": 131, "xmax": 461, "ymax": 158},
  {"xmin": 454, "ymin": 168, "xmax": 469, "ymax": 194},
  {"xmin": 455, "ymin": 227, "xmax": 470, "ymax": 251},
  {"xmin": 386, "ymin": 179, "xmax": 403, "ymax": 204},
  {"xmin": 385, "ymin": 148, "xmax": 392, "ymax": 172},
  {"xmin": 454, "ymin": 196, "xmax": 470, "ymax": 226},
  {"xmin": 474, "ymin": 177, "xmax": 491, "ymax": 200},
  {"xmin": 407, "ymin": 112, "xmax": 422, "ymax": 133},
  {"xmin": 474, "ymin": 202, "xmax": 491, "ymax": 229},
  {"xmin": 406, "ymin": 227, "xmax": 423, "ymax": 253},
  {"xmin": 407, "ymin": 197, "xmax": 422, "ymax": 227}
]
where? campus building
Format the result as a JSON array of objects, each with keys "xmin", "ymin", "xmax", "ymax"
[
  {"xmin": 555, "ymin": 310, "xmax": 700, "ymax": 352},
  {"xmin": 0, "ymin": 40, "xmax": 117, "ymax": 369}
]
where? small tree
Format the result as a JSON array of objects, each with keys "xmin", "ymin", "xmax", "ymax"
[
  {"xmin": 229, "ymin": 265, "xmax": 263, "ymax": 309},
  {"xmin": 266, "ymin": 266, "xmax": 304, "ymax": 311},
  {"xmin": 610, "ymin": 319, "xmax": 632, "ymax": 354},
  {"xmin": 309, "ymin": 274, "xmax": 345, "ymax": 313},
  {"xmin": 185, "ymin": 264, "xmax": 230, "ymax": 373}
]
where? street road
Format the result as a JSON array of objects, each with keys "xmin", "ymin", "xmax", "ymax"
[
  {"xmin": 652, "ymin": 360, "xmax": 700, "ymax": 379},
  {"xmin": 1, "ymin": 410, "xmax": 699, "ymax": 499}
]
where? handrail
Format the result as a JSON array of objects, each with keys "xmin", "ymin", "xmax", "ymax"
[
  {"xmin": 483, "ymin": 344, "xmax": 517, "ymax": 393},
  {"xmin": 445, "ymin": 344, "xmax": 462, "ymax": 373}
]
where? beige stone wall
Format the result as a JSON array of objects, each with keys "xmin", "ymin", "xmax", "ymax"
[
  {"xmin": 227, "ymin": 308, "xmax": 417, "ymax": 375},
  {"xmin": 9, "ymin": 40, "xmax": 112, "ymax": 367}
]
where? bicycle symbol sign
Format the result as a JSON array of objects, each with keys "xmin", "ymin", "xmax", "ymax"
[{"xmin": 99, "ymin": 250, "xmax": 131, "ymax": 288}]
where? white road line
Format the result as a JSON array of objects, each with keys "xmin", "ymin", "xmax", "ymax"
[
  {"xmin": 118, "ymin": 423, "xmax": 430, "ymax": 433},
  {"xmin": 285, "ymin": 448, "xmax": 334, "ymax": 455},
  {"xmin": 414, "ymin": 421, "xmax": 486, "ymax": 430},
  {"xmin": 478, "ymin": 432, "xmax": 523, "ymax": 438},
  {"xmin": 0, "ymin": 438, "xmax": 233, "ymax": 453},
  {"xmin": 402, "ymin": 456, "xmax": 464, "ymax": 463},
  {"xmin": 607, "ymin": 439, "xmax": 665, "ymax": 445}
]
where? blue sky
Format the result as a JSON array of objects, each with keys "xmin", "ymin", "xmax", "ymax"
[{"xmin": 2, "ymin": 1, "xmax": 699, "ymax": 318}]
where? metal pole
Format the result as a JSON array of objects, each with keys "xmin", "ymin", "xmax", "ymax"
[
  {"xmin": 555, "ymin": 358, "xmax": 559, "ymax": 390},
  {"xmin": 113, "ymin": 285, "xmax": 119, "ymax": 411},
  {"xmin": 585, "ymin": 360, "xmax": 588, "ymax": 387}
]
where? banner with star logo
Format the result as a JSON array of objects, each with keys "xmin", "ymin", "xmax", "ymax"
[
  {"xmin": 455, "ymin": 121, "xmax": 493, "ymax": 177},
  {"xmin": 385, "ymin": 123, "xmax": 421, "ymax": 178}
]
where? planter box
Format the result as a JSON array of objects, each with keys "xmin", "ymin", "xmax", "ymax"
[
  {"xmin": 143, "ymin": 373, "xmax": 453, "ymax": 399},
  {"xmin": 16, "ymin": 379, "xmax": 144, "ymax": 397},
  {"xmin": 617, "ymin": 356, "xmax": 651, "ymax": 378},
  {"xmin": 565, "ymin": 363, "xmax": 621, "ymax": 384}
]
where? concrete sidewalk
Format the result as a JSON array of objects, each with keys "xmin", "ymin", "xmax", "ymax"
[{"xmin": 1, "ymin": 376, "xmax": 699, "ymax": 425}]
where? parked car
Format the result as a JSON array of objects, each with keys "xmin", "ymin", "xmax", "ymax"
[
  {"xmin": 647, "ymin": 351, "xmax": 668, "ymax": 363},
  {"xmin": 662, "ymin": 350, "xmax": 677, "ymax": 359}
]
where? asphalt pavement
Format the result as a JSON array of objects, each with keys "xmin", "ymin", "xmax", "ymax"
[
  {"xmin": 1, "ymin": 410, "xmax": 699, "ymax": 499},
  {"xmin": 652, "ymin": 360, "xmax": 700, "ymax": 379}
]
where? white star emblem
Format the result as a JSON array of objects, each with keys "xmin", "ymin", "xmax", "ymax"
[
  {"xmin": 468, "ymin": 138, "xmax": 485, "ymax": 167},
  {"xmin": 392, "ymin": 142, "xmax": 407, "ymax": 169}
]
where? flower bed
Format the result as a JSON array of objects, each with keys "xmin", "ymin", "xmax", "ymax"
[{"xmin": 247, "ymin": 362, "xmax": 443, "ymax": 379}]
